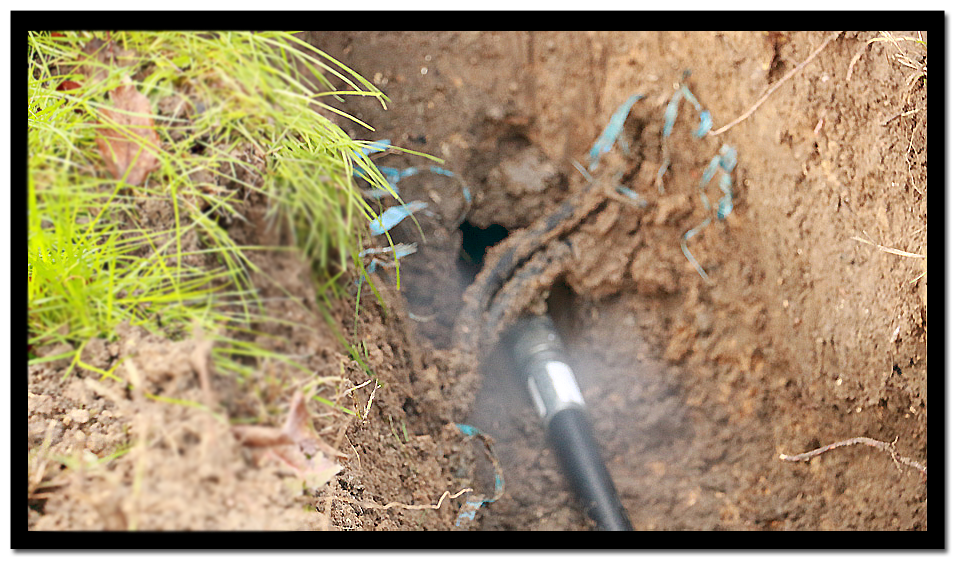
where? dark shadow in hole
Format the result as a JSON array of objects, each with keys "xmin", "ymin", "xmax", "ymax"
[{"xmin": 457, "ymin": 220, "xmax": 509, "ymax": 278}]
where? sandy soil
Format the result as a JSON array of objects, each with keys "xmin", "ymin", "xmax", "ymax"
[{"xmin": 27, "ymin": 31, "xmax": 927, "ymax": 533}]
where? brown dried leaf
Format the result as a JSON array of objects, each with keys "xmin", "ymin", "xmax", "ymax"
[
  {"xmin": 95, "ymin": 83, "xmax": 160, "ymax": 186},
  {"xmin": 230, "ymin": 425, "xmax": 291, "ymax": 448},
  {"xmin": 282, "ymin": 390, "xmax": 347, "ymax": 459},
  {"xmin": 56, "ymin": 80, "xmax": 82, "ymax": 92},
  {"xmin": 231, "ymin": 390, "xmax": 343, "ymax": 490}
]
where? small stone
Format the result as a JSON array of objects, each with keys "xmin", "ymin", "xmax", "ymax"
[{"xmin": 69, "ymin": 408, "xmax": 91, "ymax": 424}]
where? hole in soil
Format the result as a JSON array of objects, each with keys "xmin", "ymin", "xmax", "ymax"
[
  {"xmin": 457, "ymin": 220, "xmax": 509, "ymax": 275},
  {"xmin": 402, "ymin": 396, "xmax": 419, "ymax": 417}
]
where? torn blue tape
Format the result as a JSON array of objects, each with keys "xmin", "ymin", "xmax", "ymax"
[
  {"xmin": 426, "ymin": 166, "xmax": 472, "ymax": 204},
  {"xmin": 662, "ymin": 94, "xmax": 681, "ymax": 139},
  {"xmin": 369, "ymin": 201, "xmax": 429, "ymax": 235},
  {"xmin": 616, "ymin": 185, "xmax": 648, "ymax": 207},
  {"xmin": 719, "ymin": 172, "xmax": 733, "ymax": 198},
  {"xmin": 429, "ymin": 166, "xmax": 454, "ymax": 177},
  {"xmin": 351, "ymin": 139, "xmax": 395, "ymax": 195},
  {"xmin": 720, "ymin": 144, "xmax": 738, "ymax": 173},
  {"xmin": 694, "ymin": 110, "xmax": 713, "ymax": 138},
  {"xmin": 453, "ymin": 423, "xmax": 503, "ymax": 528},
  {"xmin": 361, "ymin": 163, "xmax": 472, "ymax": 207},
  {"xmin": 379, "ymin": 166, "xmax": 422, "ymax": 191},
  {"xmin": 679, "ymin": 84, "xmax": 702, "ymax": 111},
  {"xmin": 717, "ymin": 192, "xmax": 733, "ymax": 220},
  {"xmin": 456, "ymin": 423, "xmax": 481, "ymax": 436},
  {"xmin": 350, "ymin": 139, "xmax": 392, "ymax": 166},
  {"xmin": 663, "ymin": 83, "xmax": 708, "ymax": 140},
  {"xmin": 681, "ymin": 217, "xmax": 712, "ymax": 282},
  {"xmin": 699, "ymin": 155, "xmax": 723, "ymax": 189},
  {"xmin": 456, "ymin": 499, "xmax": 485, "ymax": 527},
  {"xmin": 589, "ymin": 94, "xmax": 644, "ymax": 171},
  {"xmin": 361, "ymin": 187, "xmax": 394, "ymax": 200}
]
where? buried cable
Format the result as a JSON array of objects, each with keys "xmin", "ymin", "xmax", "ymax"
[{"xmin": 506, "ymin": 314, "xmax": 634, "ymax": 531}]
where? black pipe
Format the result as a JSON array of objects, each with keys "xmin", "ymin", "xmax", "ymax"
[{"xmin": 507, "ymin": 314, "xmax": 634, "ymax": 531}]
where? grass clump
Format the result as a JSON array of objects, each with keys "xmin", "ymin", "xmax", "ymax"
[{"xmin": 27, "ymin": 31, "xmax": 398, "ymax": 384}]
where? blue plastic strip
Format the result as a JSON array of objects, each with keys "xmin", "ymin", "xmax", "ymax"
[
  {"xmin": 589, "ymin": 94, "xmax": 644, "ymax": 171},
  {"xmin": 369, "ymin": 201, "xmax": 429, "ymax": 235},
  {"xmin": 453, "ymin": 423, "xmax": 505, "ymax": 528}
]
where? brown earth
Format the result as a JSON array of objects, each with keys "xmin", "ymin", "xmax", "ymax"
[{"xmin": 27, "ymin": 31, "xmax": 927, "ymax": 533}]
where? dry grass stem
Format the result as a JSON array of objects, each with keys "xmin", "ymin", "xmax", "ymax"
[
  {"xmin": 322, "ymin": 487, "xmax": 473, "ymax": 513},
  {"xmin": 709, "ymin": 31, "xmax": 841, "ymax": 137},
  {"xmin": 848, "ymin": 31, "xmax": 926, "ymax": 82},
  {"xmin": 780, "ymin": 436, "xmax": 926, "ymax": 477},
  {"xmin": 851, "ymin": 235, "xmax": 925, "ymax": 259}
]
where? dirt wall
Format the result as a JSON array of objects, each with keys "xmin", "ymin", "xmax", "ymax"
[{"xmin": 308, "ymin": 30, "xmax": 927, "ymax": 531}]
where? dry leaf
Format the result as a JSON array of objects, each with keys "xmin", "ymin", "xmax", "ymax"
[
  {"xmin": 282, "ymin": 390, "xmax": 346, "ymax": 458},
  {"xmin": 232, "ymin": 390, "xmax": 343, "ymax": 490},
  {"xmin": 95, "ymin": 83, "xmax": 160, "ymax": 185},
  {"xmin": 55, "ymin": 80, "xmax": 82, "ymax": 91}
]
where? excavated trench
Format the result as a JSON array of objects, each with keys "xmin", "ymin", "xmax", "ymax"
[
  {"xmin": 310, "ymin": 31, "xmax": 927, "ymax": 532},
  {"xmin": 25, "ymin": 31, "xmax": 928, "ymax": 533},
  {"xmin": 377, "ymin": 105, "xmax": 709, "ymax": 529}
]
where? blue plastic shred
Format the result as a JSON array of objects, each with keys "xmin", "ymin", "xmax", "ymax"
[
  {"xmin": 589, "ymin": 94, "xmax": 644, "ymax": 171},
  {"xmin": 453, "ymin": 423, "xmax": 504, "ymax": 528},
  {"xmin": 369, "ymin": 201, "xmax": 429, "ymax": 235},
  {"xmin": 694, "ymin": 110, "xmax": 713, "ymax": 138},
  {"xmin": 720, "ymin": 144, "xmax": 738, "ymax": 172}
]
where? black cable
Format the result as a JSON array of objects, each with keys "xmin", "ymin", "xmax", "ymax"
[{"xmin": 508, "ymin": 314, "xmax": 634, "ymax": 531}]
